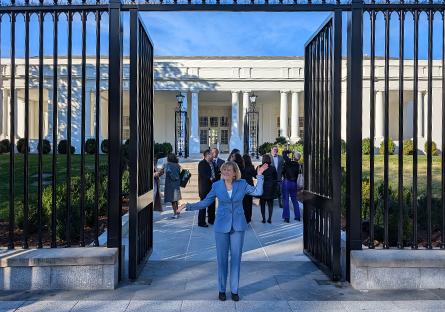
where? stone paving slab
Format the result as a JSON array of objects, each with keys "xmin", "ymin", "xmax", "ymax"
[{"xmin": 0, "ymin": 301, "xmax": 23, "ymax": 312}]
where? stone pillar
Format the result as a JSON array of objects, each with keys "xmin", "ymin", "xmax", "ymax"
[
  {"xmin": 189, "ymin": 91, "xmax": 200, "ymax": 154},
  {"xmin": 280, "ymin": 91, "xmax": 289, "ymax": 138},
  {"xmin": 16, "ymin": 94, "xmax": 25, "ymax": 138},
  {"xmin": 375, "ymin": 91, "xmax": 384, "ymax": 140},
  {"xmin": 229, "ymin": 90, "xmax": 242, "ymax": 152},
  {"xmin": 290, "ymin": 91, "xmax": 300, "ymax": 143},
  {"xmin": 423, "ymin": 92, "xmax": 428, "ymax": 139},
  {"xmin": 417, "ymin": 91, "xmax": 424, "ymax": 138},
  {"xmin": 241, "ymin": 91, "xmax": 250, "ymax": 153},
  {"xmin": 85, "ymin": 88, "xmax": 92, "ymax": 138}
]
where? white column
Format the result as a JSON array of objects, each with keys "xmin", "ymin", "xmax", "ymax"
[
  {"xmin": 241, "ymin": 91, "xmax": 250, "ymax": 153},
  {"xmin": 189, "ymin": 91, "xmax": 200, "ymax": 154},
  {"xmin": 280, "ymin": 90, "xmax": 289, "ymax": 138},
  {"xmin": 16, "ymin": 95, "xmax": 25, "ymax": 138},
  {"xmin": 375, "ymin": 91, "xmax": 384, "ymax": 140},
  {"xmin": 423, "ymin": 92, "xmax": 428, "ymax": 139},
  {"xmin": 417, "ymin": 91, "xmax": 424, "ymax": 138},
  {"xmin": 290, "ymin": 91, "xmax": 300, "ymax": 143},
  {"xmin": 229, "ymin": 90, "xmax": 242, "ymax": 151},
  {"xmin": 85, "ymin": 88, "xmax": 92, "ymax": 138}
]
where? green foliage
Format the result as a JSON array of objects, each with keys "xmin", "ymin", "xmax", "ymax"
[
  {"xmin": 101, "ymin": 139, "xmax": 109, "ymax": 154},
  {"xmin": 424, "ymin": 141, "xmax": 438, "ymax": 156},
  {"xmin": 379, "ymin": 138, "xmax": 395, "ymax": 155},
  {"xmin": 16, "ymin": 138, "xmax": 28, "ymax": 154},
  {"xmin": 403, "ymin": 139, "xmax": 414, "ymax": 155},
  {"xmin": 154, "ymin": 142, "xmax": 173, "ymax": 159},
  {"xmin": 0, "ymin": 139, "xmax": 10, "ymax": 153},
  {"xmin": 341, "ymin": 139, "xmax": 346, "ymax": 154},
  {"xmin": 258, "ymin": 142, "xmax": 274, "ymax": 156},
  {"xmin": 274, "ymin": 136, "xmax": 288, "ymax": 145},
  {"xmin": 58, "ymin": 140, "xmax": 75, "ymax": 154},
  {"xmin": 37, "ymin": 139, "xmax": 51, "ymax": 154},
  {"xmin": 362, "ymin": 138, "xmax": 371, "ymax": 155},
  {"xmin": 121, "ymin": 170, "xmax": 130, "ymax": 195},
  {"xmin": 85, "ymin": 138, "xmax": 96, "ymax": 155}
]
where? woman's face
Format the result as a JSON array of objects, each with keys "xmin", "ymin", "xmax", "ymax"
[{"xmin": 221, "ymin": 166, "xmax": 236, "ymax": 181}]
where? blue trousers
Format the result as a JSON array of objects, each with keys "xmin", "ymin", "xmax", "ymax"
[
  {"xmin": 282, "ymin": 179, "xmax": 300, "ymax": 220},
  {"xmin": 214, "ymin": 229, "xmax": 245, "ymax": 294}
]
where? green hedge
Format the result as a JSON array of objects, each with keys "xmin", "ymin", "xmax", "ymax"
[
  {"xmin": 0, "ymin": 139, "xmax": 10, "ymax": 153},
  {"xmin": 37, "ymin": 139, "xmax": 51, "ymax": 154},
  {"xmin": 86, "ymin": 138, "xmax": 96, "ymax": 155},
  {"xmin": 424, "ymin": 141, "xmax": 438, "ymax": 156},
  {"xmin": 403, "ymin": 140, "xmax": 414, "ymax": 155},
  {"xmin": 58, "ymin": 140, "xmax": 75, "ymax": 154},
  {"xmin": 379, "ymin": 138, "xmax": 395, "ymax": 155},
  {"xmin": 154, "ymin": 142, "xmax": 173, "ymax": 159},
  {"xmin": 101, "ymin": 139, "xmax": 109, "ymax": 154},
  {"xmin": 16, "ymin": 138, "xmax": 29, "ymax": 154},
  {"xmin": 362, "ymin": 138, "xmax": 371, "ymax": 155}
]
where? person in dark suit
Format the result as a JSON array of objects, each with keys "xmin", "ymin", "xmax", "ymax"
[
  {"xmin": 211, "ymin": 147, "xmax": 225, "ymax": 180},
  {"xmin": 269, "ymin": 146, "xmax": 284, "ymax": 208},
  {"xmin": 258, "ymin": 154, "xmax": 277, "ymax": 223},
  {"xmin": 242, "ymin": 154, "xmax": 257, "ymax": 223},
  {"xmin": 198, "ymin": 149, "xmax": 216, "ymax": 227}
]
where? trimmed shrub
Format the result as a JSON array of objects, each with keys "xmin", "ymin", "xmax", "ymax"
[
  {"xmin": 0, "ymin": 139, "xmax": 10, "ymax": 153},
  {"xmin": 362, "ymin": 138, "xmax": 371, "ymax": 155},
  {"xmin": 341, "ymin": 139, "xmax": 346, "ymax": 154},
  {"xmin": 258, "ymin": 142, "xmax": 274, "ymax": 156},
  {"xmin": 424, "ymin": 141, "xmax": 438, "ymax": 156},
  {"xmin": 37, "ymin": 139, "xmax": 51, "ymax": 154},
  {"xmin": 85, "ymin": 138, "xmax": 96, "ymax": 155},
  {"xmin": 154, "ymin": 142, "xmax": 173, "ymax": 159},
  {"xmin": 57, "ymin": 140, "xmax": 75, "ymax": 154},
  {"xmin": 403, "ymin": 139, "xmax": 414, "ymax": 155},
  {"xmin": 16, "ymin": 138, "xmax": 29, "ymax": 154},
  {"xmin": 121, "ymin": 170, "xmax": 130, "ymax": 195},
  {"xmin": 379, "ymin": 138, "xmax": 395, "ymax": 155},
  {"xmin": 274, "ymin": 136, "xmax": 288, "ymax": 145},
  {"xmin": 101, "ymin": 139, "xmax": 109, "ymax": 154}
]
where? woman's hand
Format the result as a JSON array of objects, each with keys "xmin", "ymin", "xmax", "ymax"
[
  {"xmin": 177, "ymin": 203, "xmax": 187, "ymax": 213},
  {"xmin": 257, "ymin": 163, "xmax": 269, "ymax": 175}
]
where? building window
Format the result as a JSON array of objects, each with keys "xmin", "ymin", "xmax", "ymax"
[
  {"xmin": 220, "ymin": 117, "xmax": 229, "ymax": 127},
  {"xmin": 200, "ymin": 129, "xmax": 208, "ymax": 145},
  {"xmin": 199, "ymin": 117, "xmax": 208, "ymax": 127},
  {"xmin": 221, "ymin": 129, "xmax": 229, "ymax": 144},
  {"xmin": 210, "ymin": 117, "xmax": 218, "ymax": 127},
  {"xmin": 299, "ymin": 117, "xmax": 304, "ymax": 138}
]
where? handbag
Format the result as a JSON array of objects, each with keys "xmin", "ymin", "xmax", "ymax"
[{"xmin": 179, "ymin": 169, "xmax": 192, "ymax": 188}]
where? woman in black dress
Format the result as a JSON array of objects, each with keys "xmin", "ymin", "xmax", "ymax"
[
  {"xmin": 242, "ymin": 154, "xmax": 257, "ymax": 223},
  {"xmin": 258, "ymin": 154, "xmax": 277, "ymax": 223}
]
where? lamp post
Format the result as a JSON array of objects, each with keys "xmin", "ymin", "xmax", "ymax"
[
  {"xmin": 244, "ymin": 92, "xmax": 259, "ymax": 159},
  {"xmin": 175, "ymin": 92, "xmax": 188, "ymax": 158}
]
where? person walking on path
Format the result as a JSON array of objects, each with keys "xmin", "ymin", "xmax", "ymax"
[
  {"xmin": 242, "ymin": 154, "xmax": 257, "ymax": 223},
  {"xmin": 269, "ymin": 146, "xmax": 284, "ymax": 208},
  {"xmin": 211, "ymin": 147, "xmax": 225, "ymax": 180},
  {"xmin": 258, "ymin": 154, "xmax": 277, "ymax": 223},
  {"xmin": 281, "ymin": 150, "xmax": 302, "ymax": 223},
  {"xmin": 177, "ymin": 161, "xmax": 268, "ymax": 302},
  {"xmin": 163, "ymin": 153, "xmax": 182, "ymax": 218},
  {"xmin": 197, "ymin": 149, "xmax": 217, "ymax": 227}
]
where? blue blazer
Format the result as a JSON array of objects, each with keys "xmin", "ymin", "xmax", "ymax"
[{"xmin": 186, "ymin": 176, "xmax": 264, "ymax": 233}]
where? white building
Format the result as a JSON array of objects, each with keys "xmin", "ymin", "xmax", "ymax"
[{"xmin": 0, "ymin": 56, "xmax": 441, "ymax": 154}]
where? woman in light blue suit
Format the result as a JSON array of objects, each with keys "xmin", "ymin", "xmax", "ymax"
[{"xmin": 178, "ymin": 161, "xmax": 268, "ymax": 302}]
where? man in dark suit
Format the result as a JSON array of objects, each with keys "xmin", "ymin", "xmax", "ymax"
[
  {"xmin": 198, "ymin": 149, "xmax": 216, "ymax": 227},
  {"xmin": 211, "ymin": 147, "xmax": 225, "ymax": 180},
  {"xmin": 270, "ymin": 145, "xmax": 284, "ymax": 208}
]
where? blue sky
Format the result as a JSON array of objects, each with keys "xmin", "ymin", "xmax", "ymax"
[{"xmin": 0, "ymin": 11, "xmax": 443, "ymax": 59}]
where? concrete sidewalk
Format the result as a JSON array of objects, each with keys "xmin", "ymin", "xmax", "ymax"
[{"xmin": 2, "ymin": 202, "xmax": 445, "ymax": 311}]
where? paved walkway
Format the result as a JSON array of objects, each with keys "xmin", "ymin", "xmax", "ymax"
[{"xmin": 2, "ymin": 202, "xmax": 445, "ymax": 311}]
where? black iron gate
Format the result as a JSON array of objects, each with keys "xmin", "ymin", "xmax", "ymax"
[
  {"xmin": 303, "ymin": 11, "xmax": 342, "ymax": 281},
  {"xmin": 128, "ymin": 10, "xmax": 154, "ymax": 280}
]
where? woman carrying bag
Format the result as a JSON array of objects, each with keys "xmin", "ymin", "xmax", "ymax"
[{"xmin": 177, "ymin": 161, "xmax": 268, "ymax": 302}]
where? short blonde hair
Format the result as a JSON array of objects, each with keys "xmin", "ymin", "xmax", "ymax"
[{"xmin": 220, "ymin": 161, "xmax": 242, "ymax": 180}]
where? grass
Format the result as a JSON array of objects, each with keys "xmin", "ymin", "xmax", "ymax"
[{"xmin": 0, "ymin": 154, "xmax": 108, "ymax": 219}]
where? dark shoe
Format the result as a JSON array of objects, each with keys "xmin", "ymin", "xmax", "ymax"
[
  {"xmin": 294, "ymin": 217, "xmax": 301, "ymax": 221},
  {"xmin": 267, "ymin": 219, "xmax": 272, "ymax": 224},
  {"xmin": 261, "ymin": 219, "xmax": 266, "ymax": 223},
  {"xmin": 218, "ymin": 292, "xmax": 226, "ymax": 301},
  {"xmin": 198, "ymin": 223, "xmax": 209, "ymax": 228},
  {"xmin": 284, "ymin": 218, "xmax": 290, "ymax": 223},
  {"xmin": 231, "ymin": 293, "xmax": 239, "ymax": 301}
]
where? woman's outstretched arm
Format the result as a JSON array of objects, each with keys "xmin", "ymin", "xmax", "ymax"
[
  {"xmin": 178, "ymin": 183, "xmax": 217, "ymax": 212},
  {"xmin": 245, "ymin": 175, "xmax": 264, "ymax": 197}
]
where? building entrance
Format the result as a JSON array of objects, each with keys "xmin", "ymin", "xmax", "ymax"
[{"xmin": 199, "ymin": 110, "xmax": 231, "ymax": 153}]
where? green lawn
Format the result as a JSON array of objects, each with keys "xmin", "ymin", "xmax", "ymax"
[
  {"xmin": 343, "ymin": 155, "xmax": 443, "ymax": 198},
  {"xmin": 0, "ymin": 154, "xmax": 108, "ymax": 219}
]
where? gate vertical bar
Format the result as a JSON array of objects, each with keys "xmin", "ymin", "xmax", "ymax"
[
  {"xmin": 383, "ymin": 10, "xmax": 390, "ymax": 249},
  {"xmin": 412, "ymin": 10, "xmax": 419, "ymax": 249},
  {"xmin": 80, "ymin": 9, "xmax": 87, "ymax": 247},
  {"xmin": 426, "ymin": 10, "xmax": 433, "ymax": 249},
  {"xmin": 346, "ymin": 0, "xmax": 363, "ymax": 280},
  {"xmin": 23, "ymin": 10, "xmax": 30, "ymax": 250},
  {"xmin": 8, "ymin": 11, "xmax": 16, "ymax": 250},
  {"xmin": 398, "ymin": 10, "xmax": 405, "ymax": 249},
  {"xmin": 38, "ymin": 10, "xmax": 44, "ymax": 249},
  {"xmin": 108, "ymin": 0, "xmax": 123, "ymax": 280},
  {"xmin": 66, "ymin": 10, "xmax": 73, "ymax": 247},
  {"xmin": 369, "ymin": 9, "xmax": 376, "ymax": 249},
  {"xmin": 442, "ymin": 12, "xmax": 445, "ymax": 250},
  {"xmin": 51, "ymin": 12, "xmax": 58, "ymax": 248},
  {"xmin": 129, "ymin": 8, "xmax": 139, "ymax": 280},
  {"xmin": 94, "ymin": 9, "xmax": 101, "ymax": 247}
]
